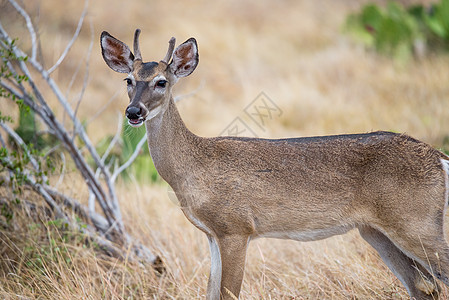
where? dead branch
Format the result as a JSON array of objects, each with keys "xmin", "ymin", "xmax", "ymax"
[
  {"xmin": 7, "ymin": 0, "xmax": 37, "ymax": 61},
  {"xmin": 86, "ymin": 87, "xmax": 121, "ymax": 125},
  {"xmin": 0, "ymin": 0, "xmax": 162, "ymax": 268},
  {"xmin": 47, "ymin": 0, "xmax": 89, "ymax": 74},
  {"xmin": 72, "ymin": 18, "xmax": 94, "ymax": 127},
  {"xmin": 111, "ymin": 134, "xmax": 147, "ymax": 184},
  {"xmin": 98, "ymin": 112, "xmax": 123, "ymax": 178},
  {"xmin": 0, "ymin": 122, "xmax": 40, "ymax": 171},
  {"xmin": 0, "ymin": 153, "xmax": 67, "ymax": 221}
]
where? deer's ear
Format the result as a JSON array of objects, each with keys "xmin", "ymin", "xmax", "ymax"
[
  {"xmin": 100, "ymin": 31, "xmax": 134, "ymax": 73},
  {"xmin": 170, "ymin": 38, "xmax": 199, "ymax": 78}
]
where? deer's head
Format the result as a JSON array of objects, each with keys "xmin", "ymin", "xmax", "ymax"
[{"xmin": 100, "ymin": 29, "xmax": 199, "ymax": 127}]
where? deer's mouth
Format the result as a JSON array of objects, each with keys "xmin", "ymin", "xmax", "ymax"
[{"xmin": 128, "ymin": 117, "xmax": 145, "ymax": 128}]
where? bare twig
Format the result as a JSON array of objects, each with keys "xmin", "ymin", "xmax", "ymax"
[
  {"xmin": 72, "ymin": 18, "xmax": 94, "ymax": 135},
  {"xmin": 111, "ymin": 134, "xmax": 147, "ymax": 184},
  {"xmin": 7, "ymin": 0, "xmax": 37, "ymax": 61},
  {"xmin": 0, "ymin": 133, "xmax": 6, "ymax": 148},
  {"xmin": 86, "ymin": 88, "xmax": 121, "ymax": 125},
  {"xmin": 97, "ymin": 112, "xmax": 123, "ymax": 178},
  {"xmin": 64, "ymin": 59, "xmax": 82, "ymax": 102},
  {"xmin": 0, "ymin": 154, "xmax": 67, "ymax": 221},
  {"xmin": 0, "ymin": 80, "xmax": 41, "ymax": 115},
  {"xmin": 0, "ymin": 21, "xmax": 117, "ymax": 229},
  {"xmin": 88, "ymin": 190, "xmax": 96, "ymax": 216},
  {"xmin": 174, "ymin": 79, "xmax": 205, "ymax": 103},
  {"xmin": 0, "ymin": 0, "xmax": 161, "ymax": 267},
  {"xmin": 0, "ymin": 80, "xmax": 23, "ymax": 103},
  {"xmin": 47, "ymin": 0, "xmax": 89, "ymax": 74},
  {"xmin": 44, "ymin": 186, "xmax": 110, "ymax": 233},
  {"xmin": 0, "ymin": 122, "xmax": 41, "ymax": 171},
  {"xmin": 90, "ymin": 111, "xmax": 123, "ymax": 215},
  {"xmin": 1, "ymin": 11, "xmax": 116, "ymax": 214},
  {"xmin": 1, "ymin": 75, "xmax": 117, "ymax": 227}
]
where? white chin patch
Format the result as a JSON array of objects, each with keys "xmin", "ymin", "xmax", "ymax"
[{"xmin": 128, "ymin": 118, "xmax": 144, "ymax": 127}]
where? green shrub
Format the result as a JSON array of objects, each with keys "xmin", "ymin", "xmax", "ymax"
[
  {"xmin": 121, "ymin": 122, "xmax": 159, "ymax": 182},
  {"xmin": 345, "ymin": 0, "xmax": 449, "ymax": 59}
]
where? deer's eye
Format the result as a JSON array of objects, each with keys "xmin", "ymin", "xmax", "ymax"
[
  {"xmin": 156, "ymin": 80, "xmax": 167, "ymax": 88},
  {"xmin": 124, "ymin": 78, "xmax": 132, "ymax": 86}
]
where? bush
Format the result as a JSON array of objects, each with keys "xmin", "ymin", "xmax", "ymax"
[{"xmin": 345, "ymin": 0, "xmax": 449, "ymax": 59}]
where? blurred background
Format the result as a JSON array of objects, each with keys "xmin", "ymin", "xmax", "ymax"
[
  {"xmin": 2, "ymin": 0, "xmax": 448, "ymax": 144},
  {"xmin": 1, "ymin": 0, "xmax": 449, "ymax": 298}
]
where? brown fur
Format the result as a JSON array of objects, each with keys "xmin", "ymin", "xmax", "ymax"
[{"xmin": 101, "ymin": 30, "xmax": 449, "ymax": 300}]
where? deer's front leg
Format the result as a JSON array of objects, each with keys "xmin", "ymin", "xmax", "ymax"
[
  {"xmin": 207, "ymin": 236, "xmax": 222, "ymax": 300},
  {"xmin": 207, "ymin": 234, "xmax": 249, "ymax": 300}
]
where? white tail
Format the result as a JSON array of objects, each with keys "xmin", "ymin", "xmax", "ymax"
[{"xmin": 101, "ymin": 29, "xmax": 449, "ymax": 300}]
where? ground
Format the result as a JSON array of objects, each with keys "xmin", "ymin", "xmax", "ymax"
[{"xmin": 1, "ymin": 0, "xmax": 449, "ymax": 298}]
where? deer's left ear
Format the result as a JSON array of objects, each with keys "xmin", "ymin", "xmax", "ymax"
[
  {"xmin": 170, "ymin": 38, "xmax": 199, "ymax": 78},
  {"xmin": 100, "ymin": 31, "xmax": 134, "ymax": 73}
]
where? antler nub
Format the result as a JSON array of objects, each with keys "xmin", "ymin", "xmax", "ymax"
[
  {"xmin": 133, "ymin": 29, "xmax": 142, "ymax": 61},
  {"xmin": 162, "ymin": 37, "xmax": 176, "ymax": 64}
]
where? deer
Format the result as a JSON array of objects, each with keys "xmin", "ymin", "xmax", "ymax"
[{"xmin": 100, "ymin": 29, "xmax": 449, "ymax": 300}]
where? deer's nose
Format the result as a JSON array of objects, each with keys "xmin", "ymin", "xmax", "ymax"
[{"xmin": 126, "ymin": 106, "xmax": 142, "ymax": 119}]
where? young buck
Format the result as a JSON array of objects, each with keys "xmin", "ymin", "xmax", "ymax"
[{"xmin": 101, "ymin": 29, "xmax": 449, "ymax": 299}]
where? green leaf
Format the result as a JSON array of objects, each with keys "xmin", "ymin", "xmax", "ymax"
[
  {"xmin": 361, "ymin": 4, "xmax": 384, "ymax": 32},
  {"xmin": 424, "ymin": 13, "xmax": 447, "ymax": 38}
]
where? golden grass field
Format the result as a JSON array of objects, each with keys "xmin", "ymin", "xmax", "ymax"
[{"xmin": 1, "ymin": 0, "xmax": 449, "ymax": 299}]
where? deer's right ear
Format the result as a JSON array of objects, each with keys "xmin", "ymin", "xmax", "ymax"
[{"xmin": 100, "ymin": 31, "xmax": 134, "ymax": 73}]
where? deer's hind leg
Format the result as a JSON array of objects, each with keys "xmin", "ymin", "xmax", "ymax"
[
  {"xmin": 220, "ymin": 234, "xmax": 249, "ymax": 300},
  {"xmin": 359, "ymin": 226, "xmax": 441, "ymax": 300}
]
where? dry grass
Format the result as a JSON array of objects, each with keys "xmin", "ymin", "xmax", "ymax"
[
  {"xmin": 2, "ymin": 183, "xmax": 447, "ymax": 299},
  {"xmin": 1, "ymin": 0, "xmax": 449, "ymax": 299}
]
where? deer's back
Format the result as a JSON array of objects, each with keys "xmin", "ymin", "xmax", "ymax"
[
  {"xmin": 183, "ymin": 131, "xmax": 447, "ymax": 237},
  {"xmin": 203, "ymin": 131, "xmax": 443, "ymax": 183}
]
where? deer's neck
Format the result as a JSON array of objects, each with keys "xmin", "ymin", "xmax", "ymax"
[{"xmin": 145, "ymin": 97, "xmax": 200, "ymax": 186}]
